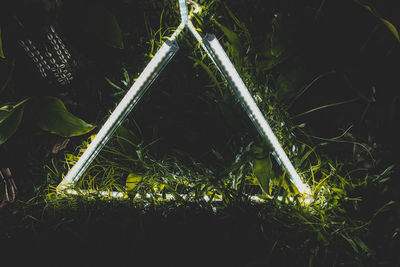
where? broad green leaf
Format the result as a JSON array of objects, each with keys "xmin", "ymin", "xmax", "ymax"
[
  {"xmin": 0, "ymin": 98, "xmax": 29, "ymax": 144},
  {"xmin": 252, "ymin": 145, "xmax": 274, "ymax": 194},
  {"xmin": 32, "ymin": 97, "xmax": 95, "ymax": 137},
  {"xmin": 86, "ymin": 5, "xmax": 124, "ymax": 49},
  {"xmin": 126, "ymin": 173, "xmax": 143, "ymax": 192},
  {"xmin": 0, "ymin": 25, "xmax": 5, "ymax": 59},
  {"xmin": 354, "ymin": 0, "xmax": 400, "ymax": 43},
  {"xmin": 253, "ymin": 157, "xmax": 273, "ymax": 194}
]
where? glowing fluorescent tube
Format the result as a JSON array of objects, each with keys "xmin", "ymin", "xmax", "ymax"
[
  {"xmin": 179, "ymin": 0, "xmax": 189, "ymax": 26},
  {"xmin": 169, "ymin": 0, "xmax": 188, "ymax": 41},
  {"xmin": 63, "ymin": 189, "xmax": 128, "ymax": 199},
  {"xmin": 202, "ymin": 34, "xmax": 310, "ymax": 195},
  {"xmin": 61, "ymin": 190, "xmax": 310, "ymax": 205},
  {"xmin": 57, "ymin": 40, "xmax": 179, "ymax": 191}
]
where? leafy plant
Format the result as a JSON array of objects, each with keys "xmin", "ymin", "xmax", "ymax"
[
  {"xmin": 0, "ymin": 2, "xmax": 128, "ymax": 145},
  {"xmin": 31, "ymin": 97, "xmax": 95, "ymax": 137},
  {"xmin": 0, "ymin": 98, "xmax": 28, "ymax": 144},
  {"xmin": 0, "ymin": 97, "xmax": 95, "ymax": 145}
]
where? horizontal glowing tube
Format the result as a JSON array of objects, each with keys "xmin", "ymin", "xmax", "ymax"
[
  {"xmin": 57, "ymin": 40, "xmax": 179, "ymax": 191},
  {"xmin": 61, "ymin": 190, "xmax": 311, "ymax": 204},
  {"xmin": 202, "ymin": 34, "xmax": 311, "ymax": 195},
  {"xmin": 64, "ymin": 189, "xmax": 127, "ymax": 199}
]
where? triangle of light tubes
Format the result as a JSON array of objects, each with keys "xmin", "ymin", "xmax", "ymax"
[{"xmin": 57, "ymin": 0, "xmax": 311, "ymax": 198}]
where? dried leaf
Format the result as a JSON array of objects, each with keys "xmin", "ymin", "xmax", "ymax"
[
  {"xmin": 51, "ymin": 138, "xmax": 70, "ymax": 154},
  {"xmin": 0, "ymin": 168, "xmax": 17, "ymax": 208}
]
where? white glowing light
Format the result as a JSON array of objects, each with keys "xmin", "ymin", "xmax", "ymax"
[
  {"xmin": 57, "ymin": 0, "xmax": 187, "ymax": 192},
  {"xmin": 63, "ymin": 189, "xmax": 128, "ymax": 199},
  {"xmin": 57, "ymin": 0, "xmax": 311, "ymax": 200},
  {"xmin": 61, "ymin": 190, "xmax": 311, "ymax": 205},
  {"xmin": 57, "ymin": 40, "xmax": 179, "ymax": 191},
  {"xmin": 179, "ymin": 0, "xmax": 189, "ymax": 25},
  {"xmin": 202, "ymin": 34, "xmax": 311, "ymax": 195},
  {"xmin": 169, "ymin": 0, "xmax": 189, "ymax": 41}
]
